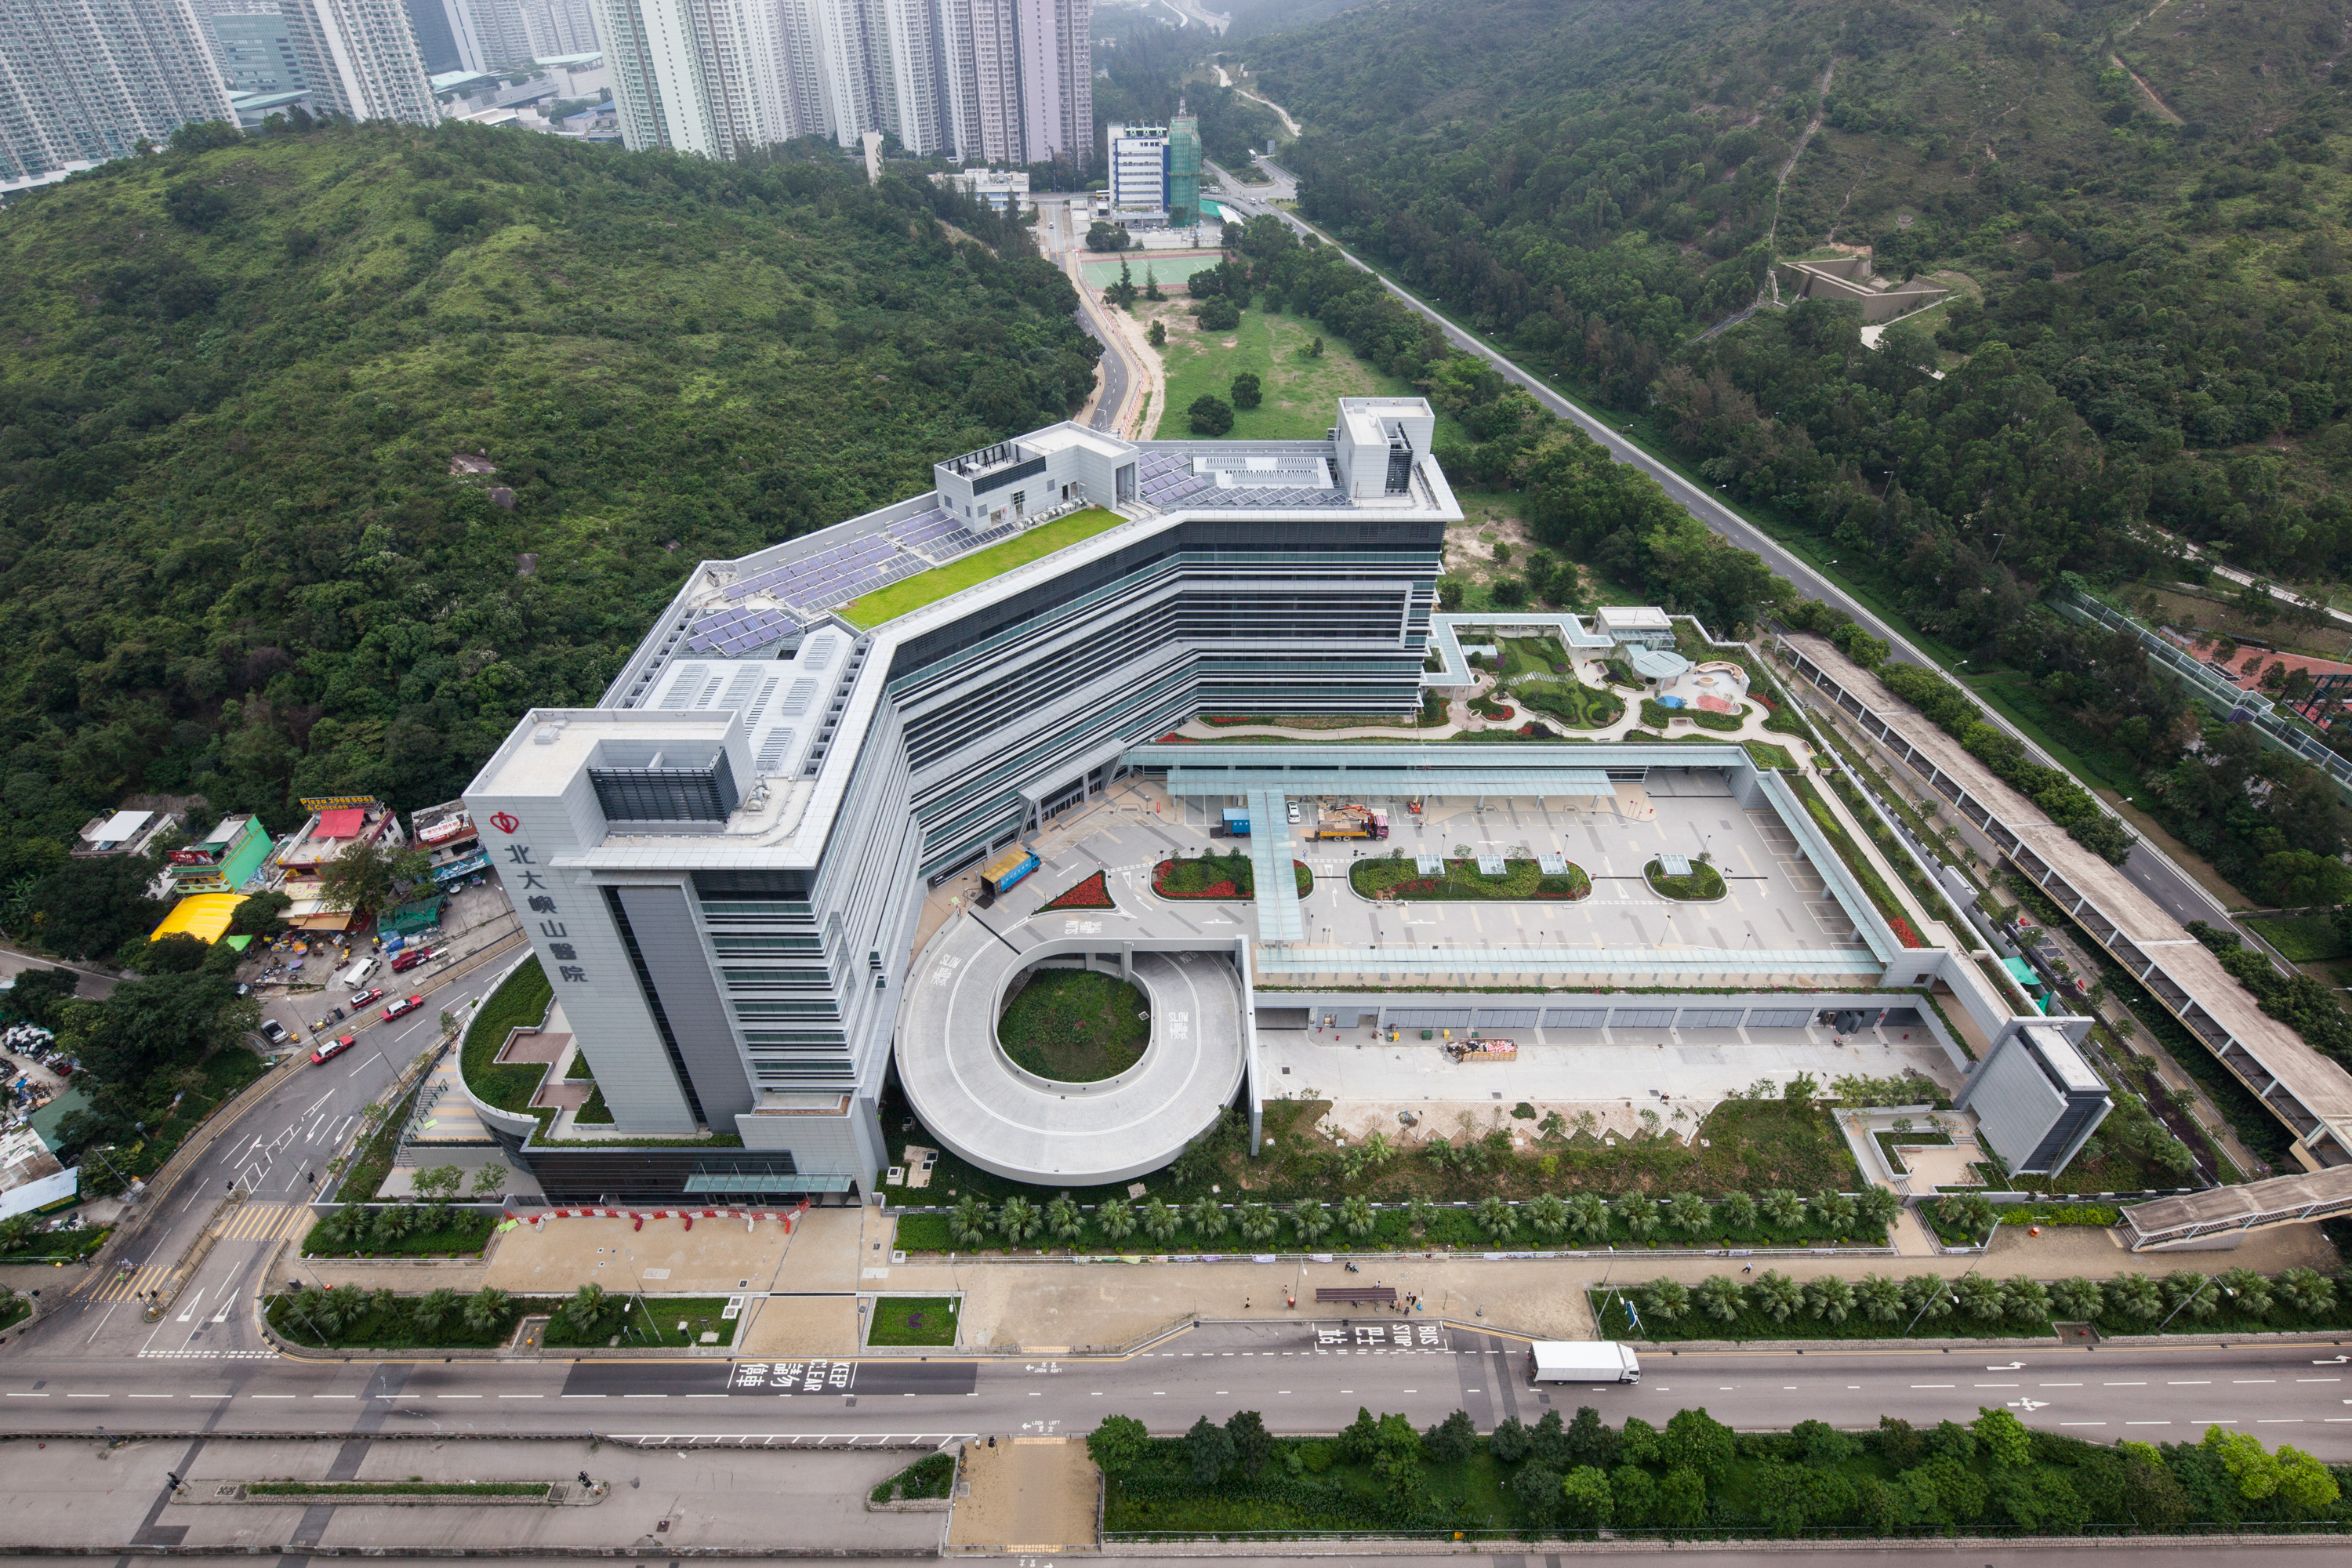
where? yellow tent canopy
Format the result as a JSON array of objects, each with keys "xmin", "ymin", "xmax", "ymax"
[{"xmin": 150, "ymin": 891, "xmax": 245, "ymax": 944}]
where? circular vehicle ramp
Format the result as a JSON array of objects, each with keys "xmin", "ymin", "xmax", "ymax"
[{"xmin": 895, "ymin": 903, "xmax": 1247, "ymax": 1185}]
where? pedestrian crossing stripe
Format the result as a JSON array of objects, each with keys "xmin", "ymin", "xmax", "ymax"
[
  {"xmin": 212, "ymin": 1203, "xmax": 315, "ymax": 1242},
  {"xmin": 88, "ymin": 1264, "xmax": 172, "ymax": 1302}
]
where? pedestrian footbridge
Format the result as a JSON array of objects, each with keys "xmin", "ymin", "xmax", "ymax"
[{"xmin": 894, "ymin": 895, "xmax": 1249, "ymax": 1185}]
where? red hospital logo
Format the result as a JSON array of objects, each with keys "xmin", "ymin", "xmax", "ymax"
[{"xmin": 489, "ymin": 811, "xmax": 520, "ymax": 834}]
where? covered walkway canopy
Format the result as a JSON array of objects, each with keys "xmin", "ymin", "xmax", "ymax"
[
  {"xmin": 1127, "ymin": 741, "xmax": 1740, "ymax": 799},
  {"xmin": 149, "ymin": 891, "xmax": 244, "ymax": 944}
]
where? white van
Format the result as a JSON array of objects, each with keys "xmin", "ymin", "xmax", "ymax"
[
  {"xmin": 1530, "ymin": 1341, "xmax": 1641, "ymax": 1385},
  {"xmin": 336, "ymin": 955, "xmax": 379, "ymax": 990}
]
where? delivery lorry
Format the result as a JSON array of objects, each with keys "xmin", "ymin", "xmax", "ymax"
[
  {"xmin": 1314, "ymin": 804, "xmax": 1390, "ymax": 840},
  {"xmin": 977, "ymin": 847, "xmax": 1040, "ymax": 908},
  {"xmin": 1529, "ymin": 1340, "xmax": 1641, "ymax": 1385}
]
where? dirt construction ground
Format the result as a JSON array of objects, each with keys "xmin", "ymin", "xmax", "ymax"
[{"xmin": 946, "ymin": 1437, "xmax": 1099, "ymax": 1552}]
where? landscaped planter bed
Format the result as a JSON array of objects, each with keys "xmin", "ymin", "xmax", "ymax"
[
  {"xmin": 1643, "ymin": 858, "xmax": 1726, "ymax": 901},
  {"xmin": 1152, "ymin": 852, "xmax": 1312, "ymax": 899},
  {"xmin": 1352, "ymin": 856, "xmax": 1589, "ymax": 902}
]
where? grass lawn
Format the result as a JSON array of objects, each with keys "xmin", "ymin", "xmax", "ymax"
[
  {"xmin": 2245, "ymin": 912, "xmax": 2350, "ymax": 964},
  {"xmin": 543, "ymin": 1295, "xmax": 740, "ymax": 1348},
  {"xmin": 996, "ymin": 968, "xmax": 1150, "ymax": 1083},
  {"xmin": 1351, "ymin": 856, "xmax": 1589, "ymax": 901},
  {"xmin": 1743, "ymin": 739, "xmax": 1798, "ymax": 770},
  {"xmin": 842, "ymin": 507, "xmax": 1126, "ymax": 627},
  {"xmin": 1154, "ymin": 302, "xmax": 1420, "ymax": 440},
  {"xmin": 867, "ymin": 1294, "xmax": 959, "ymax": 1346}
]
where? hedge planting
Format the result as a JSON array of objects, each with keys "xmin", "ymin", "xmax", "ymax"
[
  {"xmin": 1593, "ymin": 1265, "xmax": 2347, "ymax": 1343},
  {"xmin": 898, "ymin": 1186, "xmax": 1900, "ymax": 1256}
]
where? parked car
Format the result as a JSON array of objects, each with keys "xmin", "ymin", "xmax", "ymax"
[
  {"xmin": 381, "ymin": 994, "xmax": 424, "ymax": 1022},
  {"xmin": 349, "ymin": 987, "xmax": 385, "ymax": 1009},
  {"xmin": 390, "ymin": 947, "xmax": 436, "ymax": 973},
  {"xmin": 310, "ymin": 1034, "xmax": 357, "ymax": 1066},
  {"xmin": 257, "ymin": 1019, "xmax": 288, "ymax": 1045}
]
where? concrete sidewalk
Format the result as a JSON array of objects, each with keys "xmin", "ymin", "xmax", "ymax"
[
  {"xmin": 0, "ymin": 1436, "xmax": 945, "ymax": 1555},
  {"xmin": 882, "ymin": 1218, "xmax": 2339, "ymax": 1352}
]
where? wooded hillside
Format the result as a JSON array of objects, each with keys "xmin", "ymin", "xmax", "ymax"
[
  {"xmin": 0, "ymin": 122, "xmax": 1095, "ymax": 939},
  {"xmin": 1246, "ymin": 0, "xmax": 2352, "ymax": 906}
]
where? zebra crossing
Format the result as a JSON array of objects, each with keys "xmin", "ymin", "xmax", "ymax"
[
  {"xmin": 212, "ymin": 1202, "xmax": 317, "ymax": 1243},
  {"xmin": 83, "ymin": 1204, "xmax": 312, "ymax": 1302}
]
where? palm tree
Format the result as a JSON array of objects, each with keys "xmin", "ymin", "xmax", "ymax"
[
  {"xmin": 1663, "ymin": 1192, "xmax": 1711, "ymax": 1236},
  {"xmin": 1096, "ymin": 1196, "xmax": 1138, "ymax": 1243},
  {"xmin": 1565, "ymin": 1192, "xmax": 1610, "ymax": 1241},
  {"xmin": 1338, "ymin": 1194, "xmax": 1377, "ymax": 1239},
  {"xmin": 1475, "ymin": 1194, "xmax": 1517, "ymax": 1240},
  {"xmin": 948, "ymin": 1194, "xmax": 990, "ymax": 1248},
  {"xmin": 564, "ymin": 1283, "xmax": 611, "ymax": 1336},
  {"xmin": 412, "ymin": 1287, "xmax": 460, "ymax": 1334},
  {"xmin": 1044, "ymin": 1195, "xmax": 1085, "ymax": 1247},
  {"xmin": 1139, "ymin": 1196, "xmax": 1180, "ymax": 1244},
  {"xmin": 462, "ymin": 1287, "xmax": 510, "ymax": 1335},
  {"xmin": 1235, "ymin": 1202, "xmax": 1279, "ymax": 1245},
  {"xmin": 1404, "ymin": 1198, "xmax": 1439, "ymax": 1238},
  {"xmin": 1289, "ymin": 1200, "xmax": 1332, "ymax": 1245},
  {"xmin": 998, "ymin": 1195, "xmax": 1043, "ymax": 1245},
  {"xmin": 1184, "ymin": 1195, "xmax": 1228, "ymax": 1239},
  {"xmin": 1526, "ymin": 1193, "xmax": 1569, "ymax": 1238}
]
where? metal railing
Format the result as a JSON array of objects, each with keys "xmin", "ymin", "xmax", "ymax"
[{"xmin": 2060, "ymin": 589, "xmax": 2352, "ymax": 805}]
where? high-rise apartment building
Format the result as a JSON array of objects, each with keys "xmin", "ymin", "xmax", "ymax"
[
  {"xmin": 401, "ymin": 0, "xmax": 537, "ymax": 74},
  {"xmin": 280, "ymin": 0, "xmax": 437, "ymax": 124},
  {"xmin": 517, "ymin": 0, "xmax": 596, "ymax": 56},
  {"xmin": 1, "ymin": 0, "xmax": 235, "ymax": 184},
  {"xmin": 206, "ymin": 10, "xmax": 307, "ymax": 95},
  {"xmin": 593, "ymin": 0, "xmax": 808, "ymax": 157},
  {"xmin": 593, "ymin": 0, "xmax": 1087, "ymax": 167}
]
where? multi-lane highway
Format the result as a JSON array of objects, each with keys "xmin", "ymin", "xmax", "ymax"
[
  {"xmin": 5, "ymin": 1316, "xmax": 2348, "ymax": 1456},
  {"xmin": 18, "ymin": 924, "xmax": 526, "ymax": 1365}
]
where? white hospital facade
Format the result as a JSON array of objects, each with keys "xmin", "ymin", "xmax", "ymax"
[{"xmin": 463, "ymin": 398, "xmax": 2107, "ymax": 1201}]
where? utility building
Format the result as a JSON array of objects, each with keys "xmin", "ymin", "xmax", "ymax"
[{"xmin": 1956, "ymin": 1022, "xmax": 2111, "ymax": 1176}]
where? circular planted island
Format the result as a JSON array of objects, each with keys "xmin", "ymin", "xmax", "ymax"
[{"xmin": 996, "ymin": 966, "xmax": 1149, "ymax": 1083}]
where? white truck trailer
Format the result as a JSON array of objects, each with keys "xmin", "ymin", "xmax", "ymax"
[{"xmin": 1529, "ymin": 1340, "xmax": 1641, "ymax": 1385}]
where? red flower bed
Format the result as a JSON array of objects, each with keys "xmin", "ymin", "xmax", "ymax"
[
  {"xmin": 1037, "ymin": 871, "xmax": 1115, "ymax": 913},
  {"xmin": 1889, "ymin": 915, "xmax": 1927, "ymax": 948}
]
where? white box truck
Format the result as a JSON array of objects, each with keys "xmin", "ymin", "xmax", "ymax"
[{"xmin": 1529, "ymin": 1340, "xmax": 1640, "ymax": 1385}]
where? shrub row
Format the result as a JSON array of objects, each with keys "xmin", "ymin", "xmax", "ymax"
[{"xmin": 1598, "ymin": 1265, "xmax": 2345, "ymax": 1342}]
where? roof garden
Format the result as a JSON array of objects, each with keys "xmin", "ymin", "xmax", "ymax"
[{"xmin": 839, "ymin": 506, "xmax": 1127, "ymax": 629}]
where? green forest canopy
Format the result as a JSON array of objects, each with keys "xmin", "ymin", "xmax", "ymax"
[
  {"xmin": 0, "ymin": 121, "xmax": 1097, "ymax": 927},
  {"xmin": 1243, "ymin": 0, "xmax": 2352, "ymax": 907}
]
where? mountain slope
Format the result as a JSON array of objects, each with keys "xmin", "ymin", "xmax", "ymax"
[
  {"xmin": 0, "ymin": 122, "xmax": 1094, "ymax": 919},
  {"xmin": 1242, "ymin": 0, "xmax": 2352, "ymax": 908}
]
